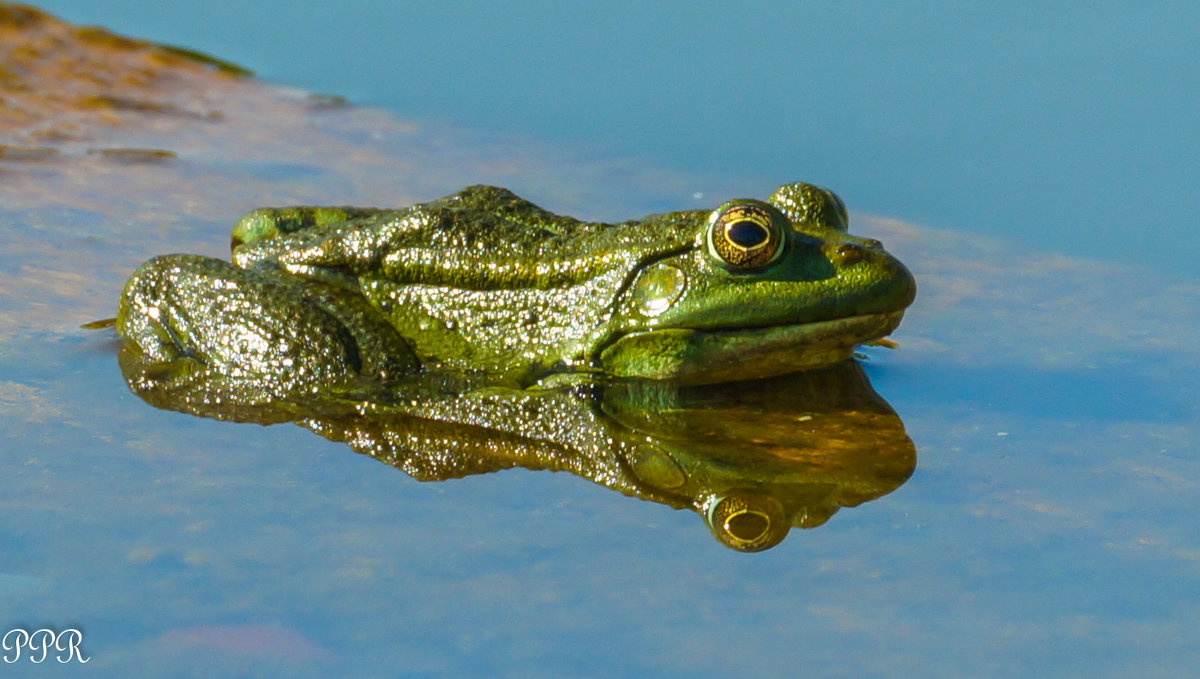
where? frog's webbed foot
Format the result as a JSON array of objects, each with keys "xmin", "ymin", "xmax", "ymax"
[{"xmin": 116, "ymin": 254, "xmax": 416, "ymax": 407}]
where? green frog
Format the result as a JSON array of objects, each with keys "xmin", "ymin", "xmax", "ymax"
[{"xmin": 117, "ymin": 182, "xmax": 915, "ymax": 391}]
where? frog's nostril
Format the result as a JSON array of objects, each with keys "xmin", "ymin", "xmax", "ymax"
[{"xmin": 832, "ymin": 243, "xmax": 865, "ymax": 264}]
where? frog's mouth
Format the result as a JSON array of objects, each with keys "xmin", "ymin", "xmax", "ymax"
[{"xmin": 596, "ymin": 310, "xmax": 905, "ymax": 385}]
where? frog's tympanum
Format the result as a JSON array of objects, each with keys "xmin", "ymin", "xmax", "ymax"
[
  {"xmin": 114, "ymin": 183, "xmax": 918, "ymax": 551},
  {"xmin": 122, "ymin": 358, "xmax": 916, "ymax": 552},
  {"xmin": 117, "ymin": 183, "xmax": 915, "ymax": 392}
]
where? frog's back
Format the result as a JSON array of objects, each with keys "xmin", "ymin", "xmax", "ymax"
[
  {"xmin": 405, "ymin": 185, "xmax": 693, "ymax": 258},
  {"xmin": 231, "ymin": 185, "xmax": 698, "ymax": 289}
]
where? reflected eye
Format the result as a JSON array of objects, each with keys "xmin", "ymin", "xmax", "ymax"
[
  {"xmin": 724, "ymin": 508, "xmax": 771, "ymax": 542},
  {"xmin": 704, "ymin": 494, "xmax": 789, "ymax": 552},
  {"xmin": 706, "ymin": 202, "xmax": 787, "ymax": 270}
]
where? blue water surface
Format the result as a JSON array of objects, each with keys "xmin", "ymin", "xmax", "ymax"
[
  {"xmin": 5, "ymin": 2, "xmax": 1199, "ymax": 678},
  {"xmin": 35, "ymin": 0, "xmax": 1200, "ymax": 277}
]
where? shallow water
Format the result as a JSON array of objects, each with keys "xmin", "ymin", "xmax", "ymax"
[
  {"xmin": 2, "ymin": 4, "xmax": 1199, "ymax": 678},
  {"xmin": 31, "ymin": 0, "xmax": 1200, "ymax": 278}
]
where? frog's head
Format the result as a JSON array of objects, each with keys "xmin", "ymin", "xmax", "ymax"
[{"xmin": 596, "ymin": 182, "xmax": 916, "ymax": 384}]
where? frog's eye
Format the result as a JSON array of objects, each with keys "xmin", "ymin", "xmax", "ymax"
[
  {"xmin": 706, "ymin": 201, "xmax": 787, "ymax": 270},
  {"xmin": 704, "ymin": 494, "xmax": 789, "ymax": 552}
]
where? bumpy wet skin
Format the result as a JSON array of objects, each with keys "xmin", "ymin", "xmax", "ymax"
[
  {"xmin": 116, "ymin": 183, "xmax": 915, "ymax": 393},
  {"xmin": 118, "ymin": 254, "xmax": 417, "ymax": 401}
]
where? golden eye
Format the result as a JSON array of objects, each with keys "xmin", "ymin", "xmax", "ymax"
[
  {"xmin": 706, "ymin": 202, "xmax": 787, "ymax": 270},
  {"xmin": 704, "ymin": 494, "xmax": 789, "ymax": 552}
]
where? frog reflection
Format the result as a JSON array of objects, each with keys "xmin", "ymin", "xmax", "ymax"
[{"xmin": 121, "ymin": 356, "xmax": 915, "ymax": 552}]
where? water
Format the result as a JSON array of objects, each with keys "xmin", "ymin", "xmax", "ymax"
[
  {"xmin": 31, "ymin": 0, "xmax": 1200, "ymax": 277},
  {"xmin": 3, "ymin": 3, "xmax": 1199, "ymax": 678}
]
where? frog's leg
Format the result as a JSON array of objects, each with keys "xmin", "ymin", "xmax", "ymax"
[{"xmin": 117, "ymin": 254, "xmax": 417, "ymax": 401}]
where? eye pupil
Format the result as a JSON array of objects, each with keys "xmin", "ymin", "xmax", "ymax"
[
  {"xmin": 727, "ymin": 220, "xmax": 768, "ymax": 247},
  {"xmin": 725, "ymin": 510, "xmax": 770, "ymax": 541}
]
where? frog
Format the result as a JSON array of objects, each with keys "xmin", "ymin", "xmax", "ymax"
[{"xmin": 116, "ymin": 182, "xmax": 916, "ymax": 393}]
